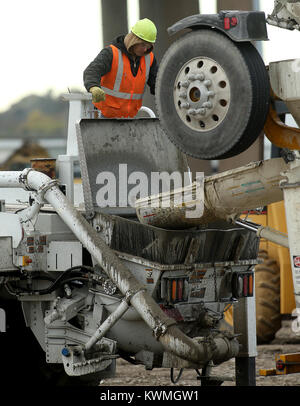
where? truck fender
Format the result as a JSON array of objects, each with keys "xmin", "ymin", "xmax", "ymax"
[{"xmin": 167, "ymin": 11, "xmax": 269, "ymax": 42}]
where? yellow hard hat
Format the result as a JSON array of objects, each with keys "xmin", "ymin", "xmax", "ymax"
[{"xmin": 131, "ymin": 18, "xmax": 157, "ymax": 43}]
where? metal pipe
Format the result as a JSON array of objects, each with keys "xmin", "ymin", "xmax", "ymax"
[
  {"xmin": 235, "ymin": 218, "xmax": 289, "ymax": 248},
  {"xmin": 234, "ymin": 219, "xmax": 258, "ymax": 233},
  {"xmin": 18, "ymin": 200, "xmax": 43, "ymax": 224},
  {"xmin": 0, "ymin": 169, "xmax": 239, "ymax": 365},
  {"xmin": 136, "ymin": 158, "xmax": 288, "ymax": 228},
  {"xmin": 257, "ymin": 226, "xmax": 289, "ymax": 248},
  {"xmin": 38, "ymin": 177, "xmax": 210, "ymax": 364},
  {"xmin": 0, "ymin": 171, "xmax": 25, "ymax": 188},
  {"xmin": 138, "ymin": 106, "xmax": 156, "ymax": 118},
  {"xmin": 85, "ymin": 298, "xmax": 130, "ymax": 351}
]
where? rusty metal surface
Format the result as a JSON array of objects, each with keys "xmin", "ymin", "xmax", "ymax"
[
  {"xmin": 30, "ymin": 158, "xmax": 56, "ymax": 179},
  {"xmin": 264, "ymin": 104, "xmax": 300, "ymax": 150}
]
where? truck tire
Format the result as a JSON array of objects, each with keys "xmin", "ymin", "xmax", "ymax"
[
  {"xmin": 255, "ymin": 250, "xmax": 281, "ymax": 344},
  {"xmin": 155, "ymin": 29, "xmax": 270, "ymax": 160}
]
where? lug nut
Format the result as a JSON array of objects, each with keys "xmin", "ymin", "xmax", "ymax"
[
  {"xmin": 202, "ymin": 101, "xmax": 213, "ymax": 109},
  {"xmin": 187, "ymin": 108, "xmax": 207, "ymax": 116},
  {"xmin": 187, "ymin": 109, "xmax": 197, "ymax": 116},
  {"xmin": 180, "ymin": 81, "xmax": 190, "ymax": 88},
  {"xmin": 187, "ymin": 74, "xmax": 196, "ymax": 81},
  {"xmin": 196, "ymin": 108, "xmax": 206, "ymax": 116},
  {"xmin": 181, "ymin": 102, "xmax": 190, "ymax": 109},
  {"xmin": 207, "ymin": 91, "xmax": 215, "ymax": 97},
  {"xmin": 179, "ymin": 91, "xmax": 187, "ymax": 99},
  {"xmin": 204, "ymin": 79, "xmax": 212, "ymax": 87},
  {"xmin": 195, "ymin": 73, "xmax": 205, "ymax": 81}
]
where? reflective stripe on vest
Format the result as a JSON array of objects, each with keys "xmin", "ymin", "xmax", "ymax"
[{"xmin": 101, "ymin": 48, "xmax": 151, "ymax": 100}]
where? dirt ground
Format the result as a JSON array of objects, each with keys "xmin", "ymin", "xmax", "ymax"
[{"xmin": 99, "ymin": 343, "xmax": 300, "ymax": 387}]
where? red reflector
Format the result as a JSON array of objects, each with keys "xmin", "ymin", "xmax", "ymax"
[
  {"xmin": 172, "ymin": 280, "xmax": 177, "ymax": 302},
  {"xmin": 231, "ymin": 17, "xmax": 238, "ymax": 26},
  {"xmin": 276, "ymin": 359, "xmax": 285, "ymax": 371},
  {"xmin": 177, "ymin": 279, "xmax": 183, "ymax": 301},
  {"xmin": 159, "ymin": 304, "xmax": 184, "ymax": 322},
  {"xmin": 224, "ymin": 17, "xmax": 230, "ymax": 30}
]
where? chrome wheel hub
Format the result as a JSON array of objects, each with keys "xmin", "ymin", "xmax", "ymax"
[{"xmin": 174, "ymin": 57, "xmax": 231, "ymax": 132}]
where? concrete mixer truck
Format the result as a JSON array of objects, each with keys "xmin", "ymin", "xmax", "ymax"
[{"xmin": 1, "ymin": 2, "xmax": 300, "ymax": 387}]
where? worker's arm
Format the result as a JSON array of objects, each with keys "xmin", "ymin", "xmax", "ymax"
[
  {"xmin": 147, "ymin": 56, "xmax": 158, "ymax": 95},
  {"xmin": 83, "ymin": 47, "xmax": 113, "ymax": 92}
]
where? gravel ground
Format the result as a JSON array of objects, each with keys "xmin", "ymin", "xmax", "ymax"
[{"xmin": 99, "ymin": 343, "xmax": 300, "ymax": 387}]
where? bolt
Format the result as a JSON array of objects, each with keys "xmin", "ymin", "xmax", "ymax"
[
  {"xmin": 196, "ymin": 108, "xmax": 207, "ymax": 116},
  {"xmin": 187, "ymin": 108, "xmax": 207, "ymax": 116},
  {"xmin": 187, "ymin": 109, "xmax": 197, "ymax": 116},
  {"xmin": 181, "ymin": 102, "xmax": 190, "ymax": 109},
  {"xmin": 187, "ymin": 74, "xmax": 196, "ymax": 81},
  {"xmin": 179, "ymin": 91, "xmax": 187, "ymax": 99},
  {"xmin": 202, "ymin": 102, "xmax": 213, "ymax": 109},
  {"xmin": 180, "ymin": 81, "xmax": 190, "ymax": 88},
  {"xmin": 195, "ymin": 73, "xmax": 205, "ymax": 81}
]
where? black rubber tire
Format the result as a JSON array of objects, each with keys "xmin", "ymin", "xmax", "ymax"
[
  {"xmin": 255, "ymin": 250, "xmax": 281, "ymax": 344},
  {"xmin": 155, "ymin": 29, "xmax": 270, "ymax": 160}
]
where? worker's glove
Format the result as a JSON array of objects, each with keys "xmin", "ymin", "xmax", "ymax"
[{"xmin": 90, "ymin": 86, "xmax": 106, "ymax": 102}]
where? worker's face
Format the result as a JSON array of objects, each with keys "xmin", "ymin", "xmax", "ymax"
[{"xmin": 133, "ymin": 41, "xmax": 152, "ymax": 57}]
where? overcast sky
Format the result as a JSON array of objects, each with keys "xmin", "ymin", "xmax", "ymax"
[
  {"xmin": 0, "ymin": 0, "xmax": 300, "ymax": 113},
  {"xmin": 0, "ymin": 0, "xmax": 101, "ymax": 112}
]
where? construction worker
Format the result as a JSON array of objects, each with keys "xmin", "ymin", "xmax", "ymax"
[{"xmin": 83, "ymin": 18, "xmax": 158, "ymax": 118}]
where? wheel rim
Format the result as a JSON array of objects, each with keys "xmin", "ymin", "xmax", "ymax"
[{"xmin": 173, "ymin": 57, "xmax": 231, "ymax": 132}]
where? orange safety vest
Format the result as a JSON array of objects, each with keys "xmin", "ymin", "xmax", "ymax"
[{"xmin": 93, "ymin": 45, "xmax": 154, "ymax": 118}]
